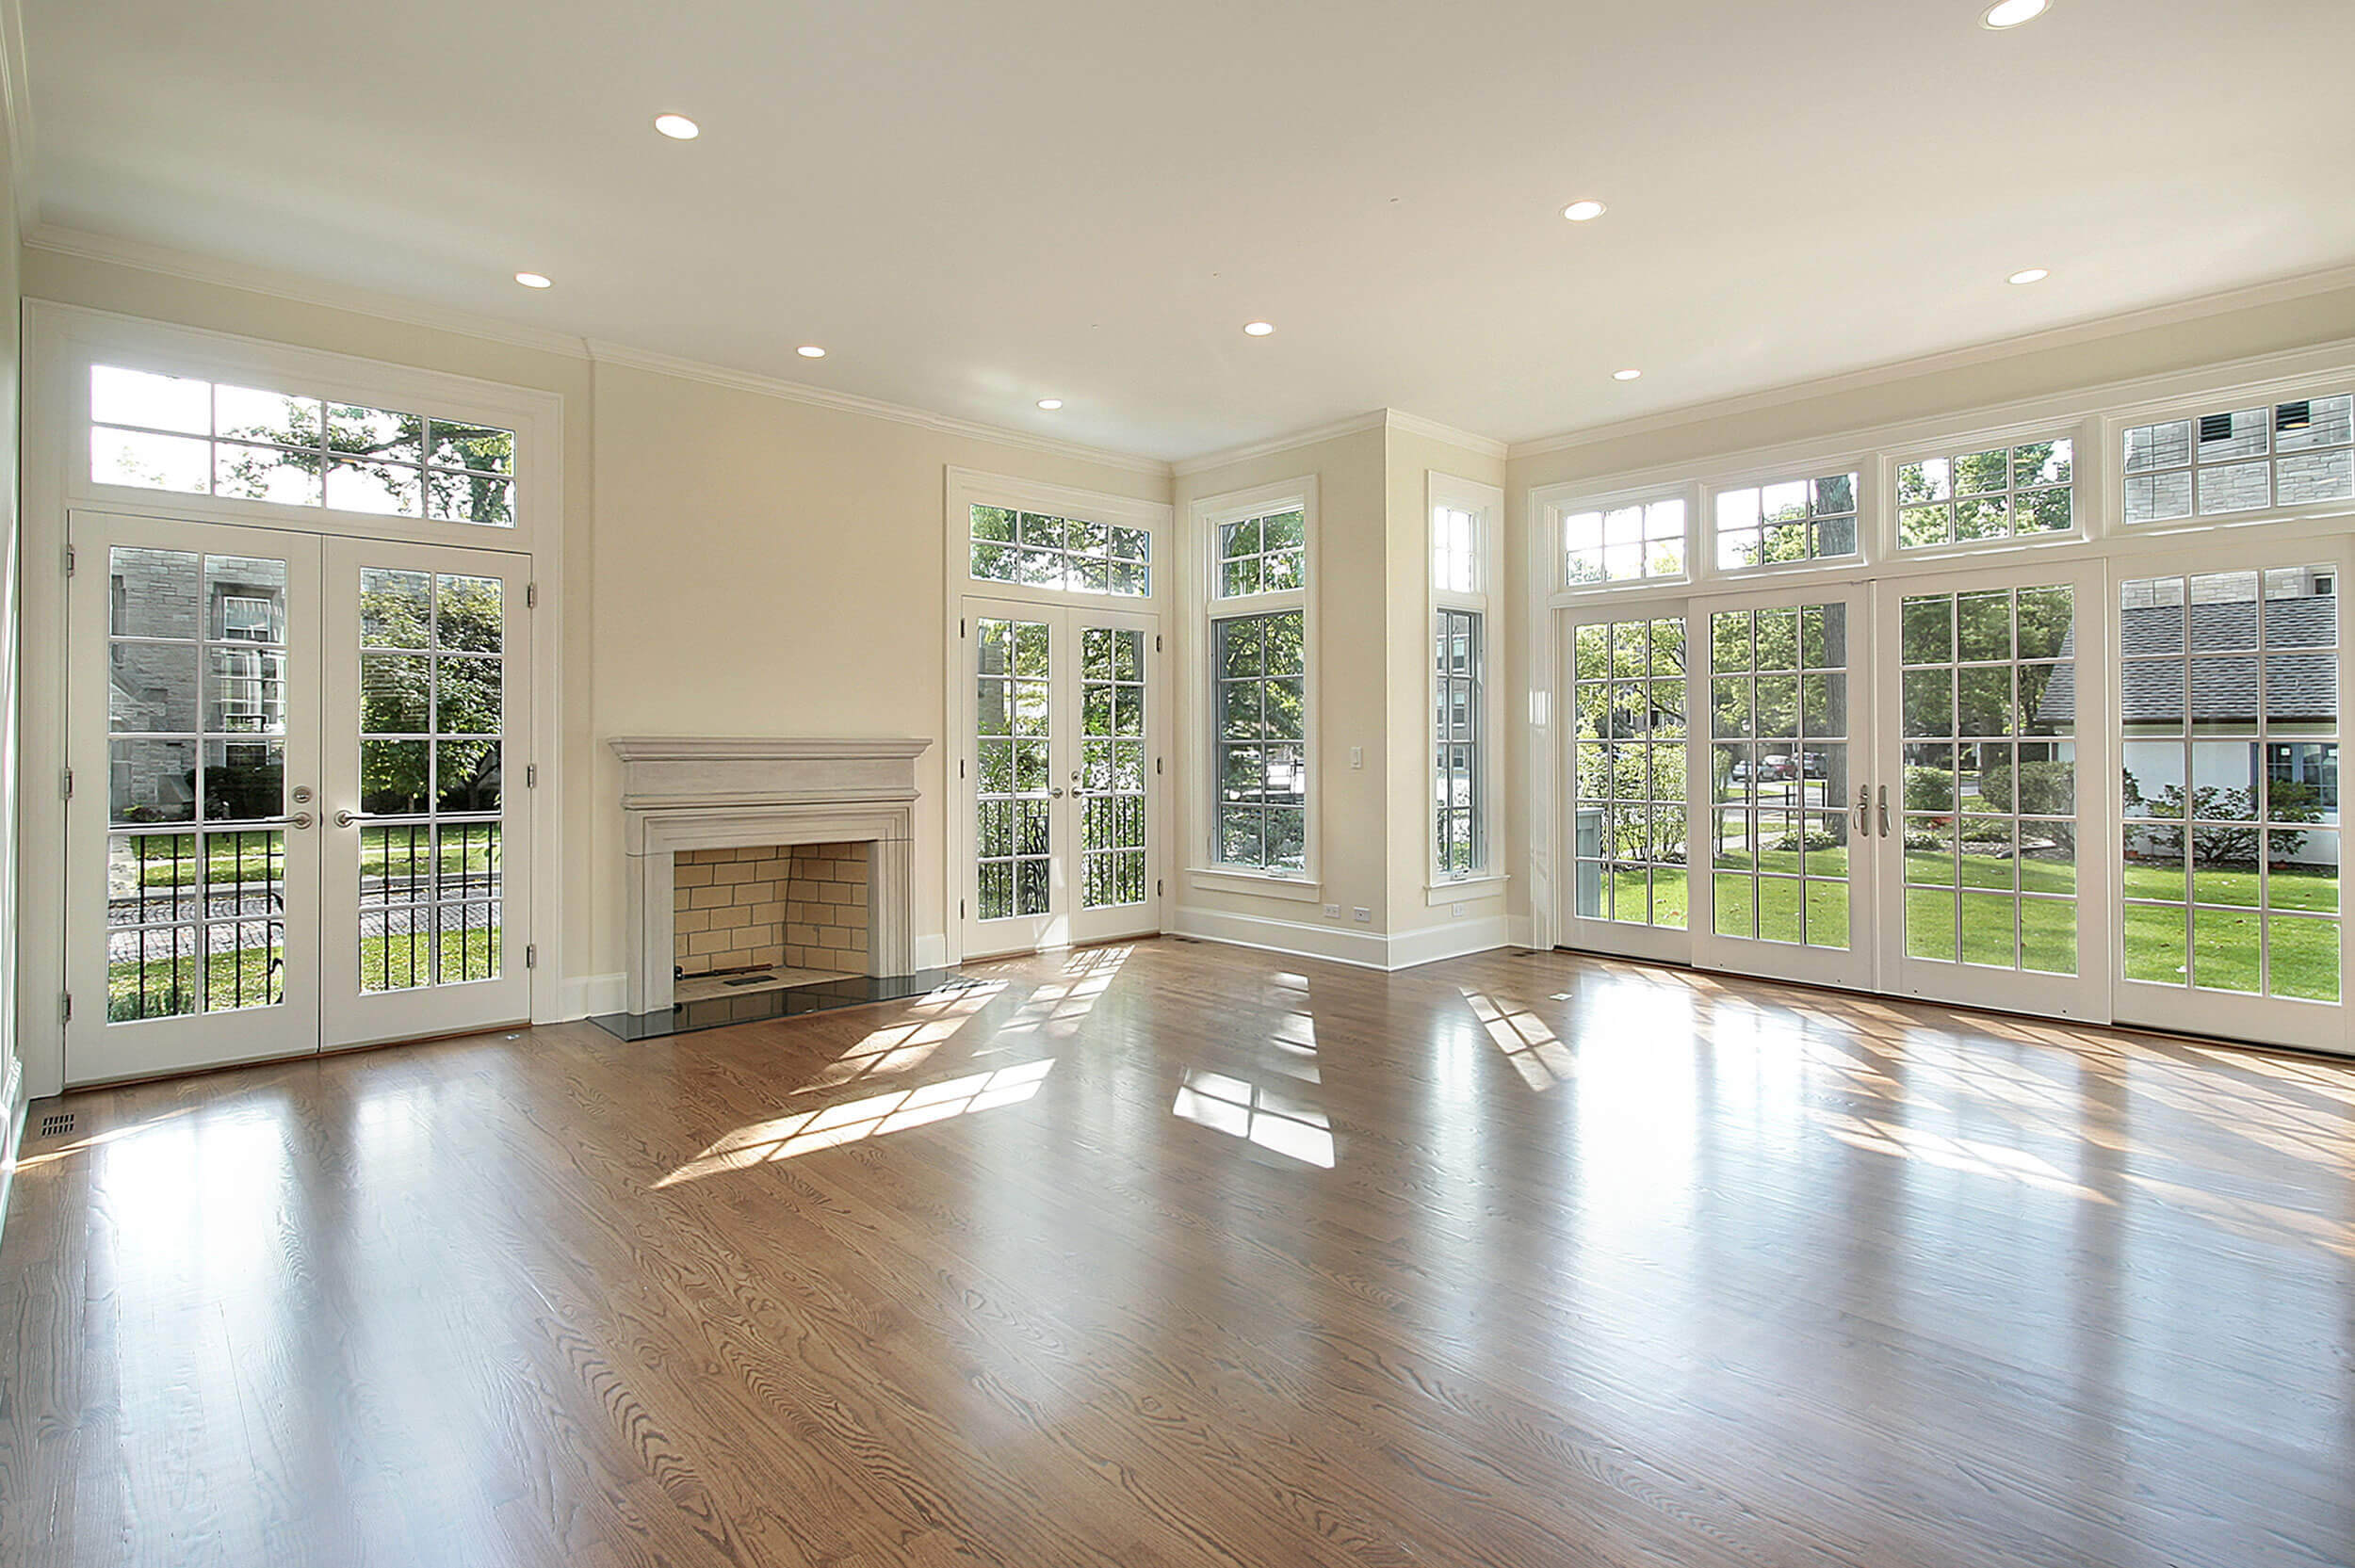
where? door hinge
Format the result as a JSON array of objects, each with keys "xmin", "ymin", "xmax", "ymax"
[
  {"xmin": 1156, "ymin": 878, "xmax": 1163, "ymax": 897},
  {"xmin": 526, "ymin": 763, "xmax": 538, "ymax": 788},
  {"xmin": 63, "ymin": 543, "xmax": 76, "ymax": 577},
  {"xmin": 526, "ymin": 944, "xmax": 538, "ymax": 970},
  {"xmin": 1155, "ymin": 635, "xmax": 1162, "ymax": 654},
  {"xmin": 61, "ymin": 768, "xmax": 73, "ymax": 800},
  {"xmin": 1155, "ymin": 756, "xmax": 1162, "ymax": 776},
  {"xmin": 960, "ymin": 897, "xmax": 967, "ymax": 918},
  {"xmin": 61, "ymin": 993, "xmax": 72, "ymax": 1024},
  {"xmin": 526, "ymin": 582, "xmax": 538, "ymax": 609},
  {"xmin": 959, "ymin": 758, "xmax": 966, "ymax": 779}
]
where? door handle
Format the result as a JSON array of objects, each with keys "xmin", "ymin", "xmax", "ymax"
[
  {"xmin": 1048, "ymin": 787, "xmax": 1066, "ymax": 799},
  {"xmin": 1854, "ymin": 785, "xmax": 1870, "ymax": 832},
  {"xmin": 335, "ymin": 810, "xmax": 360, "ymax": 828},
  {"xmin": 1876, "ymin": 784, "xmax": 1891, "ymax": 838},
  {"xmin": 289, "ymin": 812, "xmax": 315, "ymax": 830}
]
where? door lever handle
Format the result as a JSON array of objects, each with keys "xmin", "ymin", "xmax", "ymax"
[
  {"xmin": 1854, "ymin": 785, "xmax": 1870, "ymax": 832},
  {"xmin": 1876, "ymin": 784, "xmax": 1891, "ymax": 838},
  {"xmin": 335, "ymin": 810, "xmax": 360, "ymax": 828},
  {"xmin": 289, "ymin": 812, "xmax": 315, "ymax": 831}
]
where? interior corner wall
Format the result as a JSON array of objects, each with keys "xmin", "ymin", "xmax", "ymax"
[
  {"xmin": 1382, "ymin": 425, "xmax": 1507, "ymax": 952},
  {"xmin": 1170, "ymin": 425, "xmax": 1389, "ymax": 949},
  {"xmin": 1497, "ymin": 279, "xmax": 2355, "ymax": 936},
  {"xmin": 0, "ymin": 143, "xmax": 25, "ymax": 1199}
]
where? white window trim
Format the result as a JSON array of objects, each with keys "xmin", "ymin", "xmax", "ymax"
[
  {"xmin": 2103, "ymin": 373, "xmax": 2355, "ymax": 539},
  {"xmin": 1878, "ymin": 417, "xmax": 2095, "ymax": 561},
  {"xmin": 1427, "ymin": 473, "xmax": 1507, "ymax": 903},
  {"xmin": 1188, "ymin": 476, "xmax": 1320, "ymax": 895},
  {"xmin": 1700, "ymin": 458, "xmax": 1875, "ymax": 581},
  {"xmin": 940, "ymin": 465, "xmax": 1173, "ymax": 615},
  {"xmin": 1544, "ymin": 480, "xmax": 1699, "ymax": 599},
  {"xmin": 19, "ymin": 299, "xmax": 569, "ymax": 1101}
]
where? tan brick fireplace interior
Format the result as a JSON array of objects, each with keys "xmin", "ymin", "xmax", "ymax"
[{"xmin": 673, "ymin": 842, "xmax": 871, "ymax": 986}]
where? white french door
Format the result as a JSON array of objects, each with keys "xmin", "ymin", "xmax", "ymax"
[
  {"xmin": 1689, "ymin": 584, "xmax": 1878, "ymax": 990},
  {"xmin": 1876, "ymin": 561, "xmax": 2110, "ymax": 1021},
  {"xmin": 65, "ymin": 509, "xmax": 531, "ymax": 1085},
  {"xmin": 958, "ymin": 596, "xmax": 1161, "ymax": 958}
]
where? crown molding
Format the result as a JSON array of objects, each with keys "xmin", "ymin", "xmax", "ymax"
[
  {"xmin": 580, "ymin": 339, "xmax": 1171, "ymax": 478},
  {"xmin": 1385, "ymin": 409, "xmax": 1508, "ymax": 461},
  {"xmin": 26, "ymin": 222, "xmax": 595, "ymax": 359},
  {"xmin": 1171, "ymin": 410, "xmax": 1389, "ymax": 477},
  {"xmin": 0, "ymin": 0, "xmax": 33, "ymax": 235},
  {"xmin": 1505, "ymin": 258, "xmax": 2355, "ymax": 464}
]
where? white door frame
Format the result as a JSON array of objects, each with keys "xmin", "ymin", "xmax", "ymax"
[{"xmin": 20, "ymin": 300, "xmax": 566, "ymax": 1099}]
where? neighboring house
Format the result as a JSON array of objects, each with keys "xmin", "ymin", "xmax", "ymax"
[
  {"xmin": 2038, "ymin": 578, "xmax": 2339, "ymax": 864},
  {"xmin": 106, "ymin": 554, "xmax": 287, "ymax": 823}
]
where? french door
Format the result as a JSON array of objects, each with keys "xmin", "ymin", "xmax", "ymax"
[
  {"xmin": 65, "ymin": 510, "xmax": 532, "ymax": 1085},
  {"xmin": 958, "ymin": 596, "xmax": 1161, "ymax": 957}
]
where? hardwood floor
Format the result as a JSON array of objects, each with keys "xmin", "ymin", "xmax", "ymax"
[{"xmin": 2, "ymin": 938, "xmax": 2351, "ymax": 1566}]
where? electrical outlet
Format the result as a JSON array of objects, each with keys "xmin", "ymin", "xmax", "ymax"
[
  {"xmin": 1451, "ymin": 902, "xmax": 1467, "ymax": 918},
  {"xmin": 1352, "ymin": 907, "xmax": 1372, "ymax": 923},
  {"xmin": 1323, "ymin": 903, "xmax": 1341, "ymax": 919}
]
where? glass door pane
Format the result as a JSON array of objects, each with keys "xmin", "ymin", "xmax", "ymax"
[
  {"xmin": 66, "ymin": 515, "xmax": 322, "ymax": 1085},
  {"xmin": 965, "ymin": 605, "xmax": 1064, "ymax": 955},
  {"xmin": 1071, "ymin": 617, "xmax": 1160, "ymax": 942},
  {"xmin": 1568, "ymin": 613, "xmax": 1692, "ymax": 946},
  {"xmin": 2114, "ymin": 561, "xmax": 2345, "ymax": 1045},
  {"xmin": 319, "ymin": 539, "xmax": 531, "ymax": 1048},
  {"xmin": 1880, "ymin": 564, "xmax": 2108, "ymax": 1022},
  {"xmin": 1692, "ymin": 588, "xmax": 1875, "ymax": 989}
]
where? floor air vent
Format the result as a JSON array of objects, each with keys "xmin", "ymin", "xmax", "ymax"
[{"xmin": 39, "ymin": 1112, "xmax": 75, "ymax": 1138}]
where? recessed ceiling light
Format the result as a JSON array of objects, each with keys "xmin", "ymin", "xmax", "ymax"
[
  {"xmin": 2007, "ymin": 267, "xmax": 2050, "ymax": 284},
  {"xmin": 513, "ymin": 272, "xmax": 552, "ymax": 289},
  {"xmin": 1242, "ymin": 321, "xmax": 1275, "ymax": 337},
  {"xmin": 1036, "ymin": 398, "xmax": 1063, "ymax": 411},
  {"xmin": 1562, "ymin": 200, "xmax": 1607, "ymax": 222},
  {"xmin": 1613, "ymin": 368, "xmax": 1642, "ymax": 380},
  {"xmin": 796, "ymin": 345, "xmax": 827, "ymax": 358},
  {"xmin": 654, "ymin": 113, "xmax": 701, "ymax": 139},
  {"xmin": 1982, "ymin": 0, "xmax": 2049, "ymax": 26}
]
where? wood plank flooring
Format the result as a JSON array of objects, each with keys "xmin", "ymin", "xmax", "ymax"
[{"xmin": 1, "ymin": 937, "xmax": 2351, "ymax": 1566}]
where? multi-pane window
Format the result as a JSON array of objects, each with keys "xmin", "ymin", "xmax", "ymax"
[
  {"xmin": 1714, "ymin": 475, "xmax": 1859, "ymax": 570},
  {"xmin": 1572, "ymin": 618, "xmax": 1689, "ymax": 927},
  {"xmin": 2122, "ymin": 395, "xmax": 2355, "ymax": 524},
  {"xmin": 1435, "ymin": 610, "xmax": 1484, "ymax": 877},
  {"xmin": 1708, "ymin": 606, "xmax": 1852, "ymax": 946},
  {"xmin": 1213, "ymin": 611, "xmax": 1307, "ymax": 871},
  {"xmin": 1214, "ymin": 509, "xmax": 1306, "ymax": 597},
  {"xmin": 968, "ymin": 507, "xmax": 1150, "ymax": 595},
  {"xmin": 2117, "ymin": 568, "xmax": 2339, "ymax": 1003},
  {"xmin": 1896, "ymin": 440, "xmax": 2073, "ymax": 547},
  {"xmin": 1898, "ymin": 586, "xmax": 2079, "ymax": 974},
  {"xmin": 90, "ymin": 364, "xmax": 516, "ymax": 526},
  {"xmin": 1564, "ymin": 497, "xmax": 1685, "ymax": 586},
  {"xmin": 1434, "ymin": 504, "xmax": 1481, "ymax": 594}
]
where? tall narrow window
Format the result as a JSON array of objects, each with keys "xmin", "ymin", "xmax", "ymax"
[
  {"xmin": 1430, "ymin": 480, "xmax": 1499, "ymax": 882},
  {"xmin": 1206, "ymin": 493, "xmax": 1312, "ymax": 874}
]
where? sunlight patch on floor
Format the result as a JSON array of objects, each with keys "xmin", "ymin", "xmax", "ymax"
[
  {"xmin": 1459, "ymin": 985, "xmax": 1574, "ymax": 1091},
  {"xmin": 1173, "ymin": 1070, "xmax": 1335, "ymax": 1168},
  {"xmin": 658, "ymin": 1059, "xmax": 1056, "ymax": 1185},
  {"xmin": 799, "ymin": 979, "xmax": 1007, "ymax": 1092}
]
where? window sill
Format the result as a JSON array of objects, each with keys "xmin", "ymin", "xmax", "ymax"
[
  {"xmin": 1425, "ymin": 874, "xmax": 1507, "ymax": 907},
  {"xmin": 1187, "ymin": 866, "xmax": 1324, "ymax": 903}
]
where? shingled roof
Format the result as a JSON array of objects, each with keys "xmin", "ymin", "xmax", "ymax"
[{"xmin": 2037, "ymin": 596, "xmax": 2338, "ymax": 725}]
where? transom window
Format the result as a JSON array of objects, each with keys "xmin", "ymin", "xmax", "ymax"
[
  {"xmin": 1714, "ymin": 474, "xmax": 1858, "ymax": 570},
  {"xmin": 968, "ymin": 506, "xmax": 1151, "ymax": 595},
  {"xmin": 1896, "ymin": 440, "xmax": 2072, "ymax": 548},
  {"xmin": 1564, "ymin": 497, "xmax": 1685, "ymax": 586},
  {"xmin": 90, "ymin": 364, "xmax": 516, "ymax": 527},
  {"xmin": 2122, "ymin": 394, "xmax": 2355, "ymax": 524},
  {"xmin": 1213, "ymin": 509, "xmax": 1306, "ymax": 598}
]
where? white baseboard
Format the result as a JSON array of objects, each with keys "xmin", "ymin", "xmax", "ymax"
[
  {"xmin": 0, "ymin": 1051, "xmax": 25, "ymax": 1243},
  {"xmin": 558, "ymin": 972, "xmax": 626, "ymax": 1020},
  {"xmin": 1385, "ymin": 915, "xmax": 1515, "ymax": 971},
  {"xmin": 1171, "ymin": 907, "xmax": 1513, "ymax": 972}
]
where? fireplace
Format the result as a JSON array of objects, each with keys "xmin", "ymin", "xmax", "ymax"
[{"xmin": 609, "ymin": 736, "xmax": 932, "ymax": 1017}]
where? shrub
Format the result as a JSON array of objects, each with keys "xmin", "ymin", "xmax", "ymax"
[{"xmin": 1903, "ymin": 766, "xmax": 1953, "ymax": 813}]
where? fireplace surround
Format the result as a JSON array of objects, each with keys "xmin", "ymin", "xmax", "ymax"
[{"xmin": 609, "ymin": 736, "xmax": 933, "ymax": 1016}]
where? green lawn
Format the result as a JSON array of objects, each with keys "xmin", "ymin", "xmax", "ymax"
[
  {"xmin": 121, "ymin": 830, "xmax": 499, "ymax": 888},
  {"xmin": 1589, "ymin": 849, "xmax": 2338, "ymax": 1001},
  {"xmin": 108, "ymin": 928, "xmax": 499, "ymax": 1021}
]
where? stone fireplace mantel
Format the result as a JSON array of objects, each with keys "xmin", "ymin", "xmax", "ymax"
[{"xmin": 610, "ymin": 736, "xmax": 933, "ymax": 1016}]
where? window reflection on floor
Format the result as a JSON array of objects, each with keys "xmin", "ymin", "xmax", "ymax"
[
  {"xmin": 1172, "ymin": 1070, "xmax": 1335, "ymax": 1168},
  {"xmin": 1458, "ymin": 984, "xmax": 1574, "ymax": 1091},
  {"xmin": 658, "ymin": 1059, "xmax": 1056, "ymax": 1185}
]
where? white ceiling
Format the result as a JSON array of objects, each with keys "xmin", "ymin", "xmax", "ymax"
[{"xmin": 23, "ymin": 0, "xmax": 2355, "ymax": 461}]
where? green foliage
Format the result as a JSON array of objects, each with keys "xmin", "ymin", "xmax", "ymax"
[
  {"xmin": 1904, "ymin": 765, "xmax": 1954, "ymax": 812},
  {"xmin": 1977, "ymin": 761, "xmax": 2078, "ymax": 849},
  {"xmin": 2123, "ymin": 775, "xmax": 2323, "ymax": 865}
]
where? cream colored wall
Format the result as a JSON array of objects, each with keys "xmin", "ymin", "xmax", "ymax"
[
  {"xmin": 1499, "ymin": 281, "xmax": 2355, "ymax": 929},
  {"xmin": 1381, "ymin": 426, "xmax": 1506, "ymax": 940},
  {"xmin": 0, "ymin": 138, "xmax": 25, "ymax": 1168},
  {"xmin": 1172, "ymin": 426, "xmax": 1390, "ymax": 931},
  {"xmin": 588, "ymin": 361, "xmax": 1165, "ymax": 976}
]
